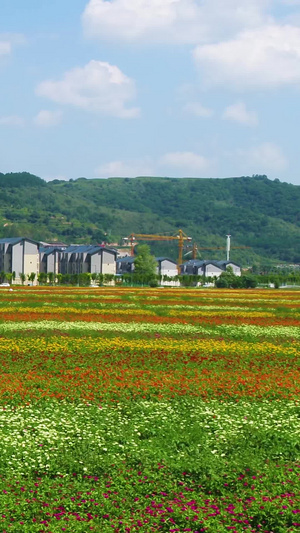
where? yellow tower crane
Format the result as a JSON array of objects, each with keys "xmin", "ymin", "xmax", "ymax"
[
  {"xmin": 186, "ymin": 243, "xmax": 250, "ymax": 260},
  {"xmin": 123, "ymin": 229, "xmax": 192, "ymax": 272}
]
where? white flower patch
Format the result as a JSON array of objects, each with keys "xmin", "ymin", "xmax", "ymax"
[
  {"xmin": 0, "ymin": 399, "xmax": 298, "ymax": 475},
  {"xmin": 0, "ymin": 320, "xmax": 299, "ymax": 340}
]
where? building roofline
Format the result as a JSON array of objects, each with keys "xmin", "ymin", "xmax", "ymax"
[
  {"xmin": 0, "ymin": 237, "xmax": 40, "ymax": 246},
  {"xmin": 156, "ymin": 257, "xmax": 177, "ymax": 264}
]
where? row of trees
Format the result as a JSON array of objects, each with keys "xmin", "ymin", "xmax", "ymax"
[
  {"xmin": 1, "ymin": 270, "xmax": 300, "ymax": 288},
  {"xmin": 0, "ymin": 271, "xmax": 36, "ymax": 284}
]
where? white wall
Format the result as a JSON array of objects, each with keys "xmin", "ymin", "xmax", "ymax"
[
  {"xmin": 24, "ymin": 241, "xmax": 39, "ymax": 284},
  {"xmin": 159, "ymin": 259, "xmax": 178, "ymax": 277},
  {"xmin": 227, "ymin": 263, "xmax": 241, "ymax": 276},
  {"xmin": 102, "ymin": 251, "xmax": 116, "ymax": 275},
  {"xmin": 91, "ymin": 254, "xmax": 102, "ymax": 275},
  {"xmin": 12, "ymin": 242, "xmax": 23, "ymax": 283},
  {"xmin": 205, "ymin": 264, "xmax": 223, "ymax": 278}
]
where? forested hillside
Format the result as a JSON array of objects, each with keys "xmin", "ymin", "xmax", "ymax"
[{"xmin": 0, "ymin": 172, "xmax": 299, "ymax": 265}]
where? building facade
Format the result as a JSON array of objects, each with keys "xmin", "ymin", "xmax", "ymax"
[
  {"xmin": 0, "ymin": 237, "xmax": 40, "ymax": 284},
  {"xmin": 39, "ymin": 246, "xmax": 66, "ymax": 275},
  {"xmin": 60, "ymin": 245, "xmax": 117, "ymax": 276},
  {"xmin": 182, "ymin": 259, "xmax": 241, "ymax": 278}
]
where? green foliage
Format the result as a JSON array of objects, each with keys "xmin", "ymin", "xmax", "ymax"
[
  {"xmin": 0, "ymin": 172, "xmax": 45, "ymax": 188},
  {"xmin": 241, "ymin": 273, "xmax": 258, "ymax": 288},
  {"xmin": 19, "ymin": 273, "xmax": 26, "ymax": 285},
  {"xmin": 134, "ymin": 244, "xmax": 157, "ymax": 278},
  {"xmin": 216, "ymin": 269, "xmax": 259, "ymax": 289},
  {"xmin": 47, "ymin": 272, "xmax": 55, "ymax": 285},
  {"xmin": 37, "ymin": 272, "xmax": 47, "ymax": 284},
  {"xmin": 0, "ymin": 172, "xmax": 299, "ymax": 264},
  {"xmin": 27, "ymin": 272, "xmax": 36, "ymax": 283},
  {"xmin": 179, "ymin": 274, "xmax": 198, "ymax": 287},
  {"xmin": 78, "ymin": 273, "xmax": 91, "ymax": 286}
]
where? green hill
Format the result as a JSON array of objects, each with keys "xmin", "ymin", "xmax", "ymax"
[{"xmin": 0, "ymin": 172, "xmax": 299, "ymax": 265}]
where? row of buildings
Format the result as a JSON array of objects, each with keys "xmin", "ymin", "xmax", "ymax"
[
  {"xmin": 116, "ymin": 256, "xmax": 241, "ymax": 278},
  {"xmin": 0, "ymin": 237, "xmax": 241, "ymax": 284}
]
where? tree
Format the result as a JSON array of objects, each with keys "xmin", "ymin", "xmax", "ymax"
[
  {"xmin": 37, "ymin": 272, "xmax": 47, "ymax": 285},
  {"xmin": 97, "ymin": 273, "xmax": 104, "ymax": 286},
  {"xmin": 134, "ymin": 245, "xmax": 157, "ymax": 278},
  {"xmin": 19, "ymin": 273, "xmax": 26, "ymax": 285},
  {"xmin": 103, "ymin": 273, "xmax": 114, "ymax": 284},
  {"xmin": 5, "ymin": 273, "xmax": 13, "ymax": 284},
  {"xmin": 27, "ymin": 272, "xmax": 36, "ymax": 284},
  {"xmin": 79, "ymin": 273, "xmax": 91, "ymax": 286},
  {"xmin": 215, "ymin": 267, "xmax": 241, "ymax": 288},
  {"xmin": 47, "ymin": 272, "xmax": 55, "ymax": 285},
  {"xmin": 241, "ymin": 274, "xmax": 258, "ymax": 288}
]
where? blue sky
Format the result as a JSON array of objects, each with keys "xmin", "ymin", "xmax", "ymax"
[{"xmin": 1, "ymin": 0, "xmax": 300, "ymax": 184}]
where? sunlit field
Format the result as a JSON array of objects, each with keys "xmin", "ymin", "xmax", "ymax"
[{"xmin": 0, "ymin": 287, "xmax": 299, "ymax": 533}]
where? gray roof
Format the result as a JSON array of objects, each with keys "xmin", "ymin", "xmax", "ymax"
[
  {"xmin": 40, "ymin": 246, "xmax": 64, "ymax": 255},
  {"xmin": 117, "ymin": 256, "xmax": 135, "ymax": 263},
  {"xmin": 182, "ymin": 259, "xmax": 205, "ymax": 267},
  {"xmin": 182, "ymin": 259, "xmax": 225, "ymax": 268},
  {"xmin": 89, "ymin": 246, "xmax": 117, "ymax": 257},
  {"xmin": 156, "ymin": 257, "xmax": 177, "ymax": 264},
  {"xmin": 74, "ymin": 245, "xmax": 95, "ymax": 254},
  {"xmin": 0, "ymin": 237, "xmax": 40, "ymax": 246},
  {"xmin": 203, "ymin": 260, "xmax": 224, "ymax": 268},
  {"xmin": 63, "ymin": 245, "xmax": 83, "ymax": 254},
  {"xmin": 63, "ymin": 245, "xmax": 117, "ymax": 256},
  {"xmin": 217, "ymin": 260, "xmax": 241, "ymax": 268},
  {"xmin": 0, "ymin": 237, "xmax": 22, "ymax": 245}
]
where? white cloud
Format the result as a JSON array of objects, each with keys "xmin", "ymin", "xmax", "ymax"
[
  {"xmin": 82, "ymin": 0, "xmax": 270, "ymax": 44},
  {"xmin": 0, "ymin": 34, "xmax": 26, "ymax": 57},
  {"xmin": 160, "ymin": 151, "xmax": 211, "ymax": 175},
  {"xmin": 36, "ymin": 60, "xmax": 139, "ymax": 118},
  {"xmin": 183, "ymin": 102, "xmax": 214, "ymax": 118},
  {"xmin": 0, "ymin": 115, "xmax": 25, "ymax": 127},
  {"xmin": 236, "ymin": 142, "xmax": 288, "ymax": 173},
  {"xmin": 96, "ymin": 152, "xmax": 213, "ymax": 177},
  {"xmin": 222, "ymin": 101, "xmax": 258, "ymax": 126},
  {"xmin": 281, "ymin": 0, "xmax": 300, "ymax": 4},
  {"xmin": 0, "ymin": 41, "xmax": 11, "ymax": 56},
  {"xmin": 95, "ymin": 158, "xmax": 154, "ymax": 177},
  {"xmin": 194, "ymin": 24, "xmax": 300, "ymax": 89},
  {"xmin": 34, "ymin": 110, "xmax": 62, "ymax": 127}
]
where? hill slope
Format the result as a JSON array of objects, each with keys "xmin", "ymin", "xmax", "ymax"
[{"xmin": 0, "ymin": 172, "xmax": 299, "ymax": 265}]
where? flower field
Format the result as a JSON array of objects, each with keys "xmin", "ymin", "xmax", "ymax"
[{"xmin": 0, "ymin": 287, "xmax": 299, "ymax": 533}]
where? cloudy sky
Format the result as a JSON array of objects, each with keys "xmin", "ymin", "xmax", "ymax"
[{"xmin": 1, "ymin": 0, "xmax": 300, "ymax": 184}]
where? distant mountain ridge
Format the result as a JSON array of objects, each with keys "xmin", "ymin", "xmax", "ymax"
[{"xmin": 0, "ymin": 172, "xmax": 299, "ymax": 265}]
